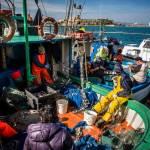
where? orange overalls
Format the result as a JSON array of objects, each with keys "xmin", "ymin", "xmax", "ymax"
[{"xmin": 32, "ymin": 54, "xmax": 53, "ymax": 85}]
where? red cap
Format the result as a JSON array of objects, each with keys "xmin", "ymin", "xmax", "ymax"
[{"xmin": 11, "ymin": 70, "xmax": 21, "ymax": 80}]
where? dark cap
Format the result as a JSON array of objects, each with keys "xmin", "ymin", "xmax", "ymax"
[{"xmin": 135, "ymin": 57, "xmax": 142, "ymax": 61}]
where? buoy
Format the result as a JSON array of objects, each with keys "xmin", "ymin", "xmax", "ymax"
[
  {"xmin": 0, "ymin": 14, "xmax": 16, "ymax": 43},
  {"xmin": 38, "ymin": 17, "xmax": 58, "ymax": 40}
]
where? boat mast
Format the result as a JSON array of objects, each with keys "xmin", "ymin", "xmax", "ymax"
[
  {"xmin": 65, "ymin": 0, "xmax": 73, "ymax": 35},
  {"xmin": 23, "ymin": 0, "xmax": 32, "ymax": 86},
  {"xmin": 100, "ymin": 20, "xmax": 104, "ymax": 42}
]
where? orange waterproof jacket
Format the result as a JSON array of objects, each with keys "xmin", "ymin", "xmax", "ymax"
[
  {"xmin": 0, "ymin": 121, "xmax": 17, "ymax": 138},
  {"xmin": 32, "ymin": 54, "xmax": 47, "ymax": 71}
]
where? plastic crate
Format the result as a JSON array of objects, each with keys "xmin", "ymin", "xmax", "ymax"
[{"xmin": 25, "ymin": 85, "xmax": 57, "ymax": 110}]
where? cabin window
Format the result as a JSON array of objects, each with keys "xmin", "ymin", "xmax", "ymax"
[{"xmin": 143, "ymin": 41, "xmax": 150, "ymax": 48}]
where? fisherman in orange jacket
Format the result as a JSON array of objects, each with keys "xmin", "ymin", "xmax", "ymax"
[{"xmin": 32, "ymin": 46, "xmax": 53, "ymax": 85}]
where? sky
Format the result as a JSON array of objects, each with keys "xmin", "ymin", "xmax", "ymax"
[{"xmin": 2, "ymin": 0, "xmax": 150, "ymax": 24}]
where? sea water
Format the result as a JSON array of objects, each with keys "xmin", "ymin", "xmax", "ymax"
[{"xmin": 85, "ymin": 26, "xmax": 150, "ymax": 45}]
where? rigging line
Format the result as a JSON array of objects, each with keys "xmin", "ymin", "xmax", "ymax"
[
  {"xmin": 64, "ymin": 0, "xmax": 69, "ymax": 33},
  {"xmin": 7, "ymin": 0, "xmax": 15, "ymax": 14},
  {"xmin": 65, "ymin": 0, "xmax": 69, "ymax": 20},
  {"xmin": 98, "ymin": 1, "xmax": 101, "ymax": 37},
  {"xmin": 79, "ymin": 0, "xmax": 86, "ymax": 17},
  {"xmin": 40, "ymin": 0, "xmax": 47, "ymax": 16},
  {"xmin": 5, "ymin": 0, "xmax": 19, "ymax": 32},
  {"xmin": 64, "ymin": 0, "xmax": 70, "ymax": 34},
  {"xmin": 4, "ymin": 0, "xmax": 11, "ymax": 10},
  {"xmin": 65, "ymin": 0, "xmax": 73, "ymax": 35},
  {"xmin": 70, "ymin": 0, "xmax": 74, "ymax": 31},
  {"xmin": 83, "ymin": 39, "xmax": 88, "ymax": 82}
]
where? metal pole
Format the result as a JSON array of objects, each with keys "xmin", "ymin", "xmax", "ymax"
[
  {"xmin": 23, "ymin": 0, "xmax": 32, "ymax": 86},
  {"xmin": 65, "ymin": 0, "xmax": 73, "ymax": 35},
  {"xmin": 1, "ymin": 46, "xmax": 7, "ymax": 70}
]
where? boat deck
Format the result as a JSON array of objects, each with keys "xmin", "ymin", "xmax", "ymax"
[
  {"xmin": 4, "ymin": 35, "xmax": 71, "ymax": 44},
  {"xmin": 59, "ymin": 111, "xmax": 133, "ymax": 141}
]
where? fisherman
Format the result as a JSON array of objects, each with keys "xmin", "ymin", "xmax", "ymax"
[
  {"xmin": 86, "ymin": 57, "xmax": 105, "ymax": 82},
  {"xmin": 32, "ymin": 45, "xmax": 53, "ymax": 85},
  {"xmin": 78, "ymin": 26, "xmax": 86, "ymax": 33},
  {"xmin": 23, "ymin": 107, "xmax": 74, "ymax": 150},
  {"xmin": 113, "ymin": 48, "xmax": 123, "ymax": 63},
  {"xmin": 92, "ymin": 63, "xmax": 132, "ymax": 127},
  {"xmin": 94, "ymin": 46, "xmax": 109, "ymax": 69},
  {"xmin": 129, "ymin": 57, "xmax": 148, "ymax": 84},
  {"xmin": 107, "ymin": 43, "xmax": 115, "ymax": 61}
]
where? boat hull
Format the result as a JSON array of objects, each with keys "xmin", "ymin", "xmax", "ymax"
[{"xmin": 70, "ymin": 75, "xmax": 150, "ymax": 101}]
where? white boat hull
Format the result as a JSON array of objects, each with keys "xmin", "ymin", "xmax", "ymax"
[
  {"xmin": 122, "ymin": 39, "xmax": 150, "ymax": 62},
  {"xmin": 131, "ymin": 84, "xmax": 150, "ymax": 101}
]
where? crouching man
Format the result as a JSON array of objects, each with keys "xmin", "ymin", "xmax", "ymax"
[{"xmin": 92, "ymin": 63, "xmax": 133, "ymax": 127}]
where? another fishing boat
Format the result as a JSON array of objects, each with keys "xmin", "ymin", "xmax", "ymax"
[
  {"xmin": 71, "ymin": 40, "xmax": 150, "ymax": 101},
  {"xmin": 122, "ymin": 38, "xmax": 150, "ymax": 62}
]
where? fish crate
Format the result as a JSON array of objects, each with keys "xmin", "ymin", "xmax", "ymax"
[{"xmin": 25, "ymin": 85, "xmax": 62, "ymax": 111}]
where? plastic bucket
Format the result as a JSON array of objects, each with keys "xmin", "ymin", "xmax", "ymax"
[
  {"xmin": 84, "ymin": 110, "xmax": 97, "ymax": 126},
  {"xmin": 56, "ymin": 99, "xmax": 68, "ymax": 114}
]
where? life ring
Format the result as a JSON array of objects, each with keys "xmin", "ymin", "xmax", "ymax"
[
  {"xmin": 38, "ymin": 17, "xmax": 58, "ymax": 40},
  {"xmin": 0, "ymin": 14, "xmax": 16, "ymax": 43}
]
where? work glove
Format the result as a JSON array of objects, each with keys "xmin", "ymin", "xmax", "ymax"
[{"xmin": 45, "ymin": 64, "xmax": 50, "ymax": 69}]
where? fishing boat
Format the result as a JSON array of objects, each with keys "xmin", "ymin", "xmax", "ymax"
[
  {"xmin": 0, "ymin": 0, "xmax": 150, "ymax": 150},
  {"xmin": 122, "ymin": 38, "xmax": 150, "ymax": 62},
  {"xmin": 70, "ymin": 72, "xmax": 150, "ymax": 102}
]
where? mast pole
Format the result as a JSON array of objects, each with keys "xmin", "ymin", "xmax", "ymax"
[
  {"xmin": 23, "ymin": 0, "xmax": 32, "ymax": 86},
  {"xmin": 65, "ymin": 0, "xmax": 73, "ymax": 35}
]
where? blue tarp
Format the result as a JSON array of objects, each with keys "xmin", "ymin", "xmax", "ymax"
[
  {"xmin": 60, "ymin": 84, "xmax": 98, "ymax": 109},
  {"xmin": 59, "ymin": 121, "xmax": 112, "ymax": 150}
]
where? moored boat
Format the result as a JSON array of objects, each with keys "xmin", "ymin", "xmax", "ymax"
[
  {"xmin": 1, "ymin": 1, "xmax": 150, "ymax": 150},
  {"xmin": 122, "ymin": 38, "xmax": 150, "ymax": 63}
]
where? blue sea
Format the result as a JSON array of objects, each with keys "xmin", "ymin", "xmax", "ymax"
[{"xmin": 84, "ymin": 26, "xmax": 150, "ymax": 45}]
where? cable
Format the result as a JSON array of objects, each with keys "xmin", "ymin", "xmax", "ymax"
[
  {"xmin": 40, "ymin": 0, "xmax": 47, "ymax": 16},
  {"xmin": 79, "ymin": 0, "xmax": 86, "ymax": 17},
  {"xmin": 4, "ymin": 0, "xmax": 11, "ymax": 10},
  {"xmin": 65, "ymin": 0, "xmax": 73, "ymax": 34},
  {"xmin": 70, "ymin": 0, "xmax": 74, "ymax": 31},
  {"xmin": 65, "ymin": 0, "xmax": 69, "ymax": 20}
]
